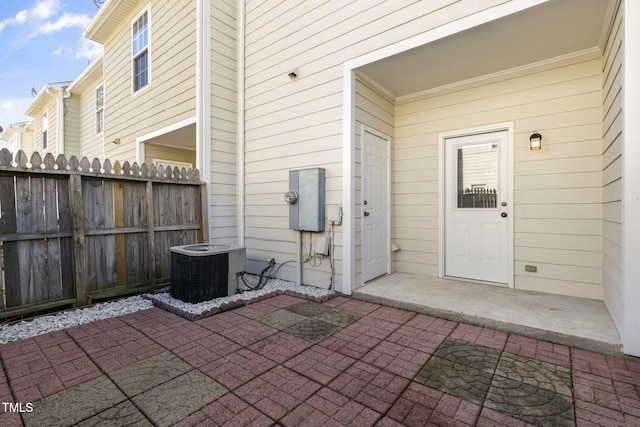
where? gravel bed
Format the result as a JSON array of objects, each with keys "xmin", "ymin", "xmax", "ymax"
[
  {"xmin": 0, "ymin": 296, "xmax": 154, "ymax": 344},
  {"xmin": 145, "ymin": 275, "xmax": 337, "ymax": 320},
  {"xmin": 0, "ymin": 275, "xmax": 336, "ymax": 343}
]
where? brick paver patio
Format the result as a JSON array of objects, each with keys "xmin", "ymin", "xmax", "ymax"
[{"xmin": 1, "ymin": 294, "xmax": 639, "ymax": 426}]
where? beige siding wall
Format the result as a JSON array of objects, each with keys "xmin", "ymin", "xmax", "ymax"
[
  {"xmin": 34, "ymin": 104, "xmax": 57, "ymax": 156},
  {"xmin": 602, "ymin": 3, "xmax": 623, "ymax": 329},
  {"xmin": 209, "ymin": 0, "xmax": 238, "ymax": 245},
  {"xmin": 394, "ymin": 53, "xmax": 604, "ymax": 299},
  {"xmin": 101, "ymin": 0, "xmax": 196, "ymax": 163},
  {"xmin": 64, "ymin": 96, "xmax": 81, "ymax": 157},
  {"xmin": 145, "ymin": 144, "xmax": 195, "ymax": 167},
  {"xmin": 76, "ymin": 78, "xmax": 105, "ymax": 160},
  {"xmin": 6, "ymin": 127, "xmax": 34, "ymax": 155},
  {"xmin": 243, "ymin": 0, "xmax": 509, "ymax": 289}
]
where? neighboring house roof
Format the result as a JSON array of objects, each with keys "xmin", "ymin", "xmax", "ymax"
[
  {"xmin": 84, "ymin": 0, "xmax": 141, "ymax": 43},
  {"xmin": 24, "ymin": 82, "xmax": 73, "ymax": 117},
  {"xmin": 0, "ymin": 121, "xmax": 30, "ymax": 142}
]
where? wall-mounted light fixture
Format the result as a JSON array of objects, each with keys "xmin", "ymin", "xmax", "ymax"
[
  {"xmin": 287, "ymin": 68, "xmax": 299, "ymax": 80},
  {"xmin": 112, "ymin": 138, "xmax": 121, "ymax": 145},
  {"xmin": 529, "ymin": 132, "xmax": 542, "ymax": 150}
]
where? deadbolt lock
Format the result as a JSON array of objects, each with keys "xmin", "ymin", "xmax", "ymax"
[{"xmin": 501, "ymin": 201, "xmax": 507, "ymax": 207}]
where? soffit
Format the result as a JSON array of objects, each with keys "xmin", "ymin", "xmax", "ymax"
[
  {"xmin": 143, "ymin": 123, "xmax": 196, "ymax": 150},
  {"xmin": 358, "ymin": 0, "xmax": 614, "ymax": 98},
  {"xmin": 84, "ymin": 0, "xmax": 142, "ymax": 43}
]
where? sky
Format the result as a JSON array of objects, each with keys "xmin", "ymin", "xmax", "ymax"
[{"xmin": 0, "ymin": 0, "xmax": 103, "ymax": 136}]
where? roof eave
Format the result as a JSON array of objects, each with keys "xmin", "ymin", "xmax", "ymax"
[
  {"xmin": 83, "ymin": 0, "xmax": 139, "ymax": 43},
  {"xmin": 24, "ymin": 83, "xmax": 72, "ymax": 117}
]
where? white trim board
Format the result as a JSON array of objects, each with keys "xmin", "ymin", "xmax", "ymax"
[
  {"xmin": 136, "ymin": 116, "xmax": 197, "ymax": 143},
  {"xmin": 622, "ymin": 0, "xmax": 640, "ymax": 356}
]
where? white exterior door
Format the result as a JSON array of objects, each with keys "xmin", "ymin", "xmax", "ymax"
[
  {"xmin": 362, "ymin": 128, "xmax": 389, "ymax": 282},
  {"xmin": 444, "ymin": 130, "xmax": 510, "ymax": 284}
]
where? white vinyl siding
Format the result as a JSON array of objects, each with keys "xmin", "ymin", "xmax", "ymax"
[
  {"xmin": 101, "ymin": 0, "xmax": 196, "ymax": 162},
  {"xmin": 35, "ymin": 106, "xmax": 56, "ymax": 154},
  {"xmin": 76, "ymin": 77, "xmax": 106, "ymax": 160},
  {"xmin": 145, "ymin": 144, "xmax": 195, "ymax": 168},
  {"xmin": 243, "ymin": 0, "xmax": 506, "ymax": 290},
  {"xmin": 602, "ymin": 3, "xmax": 623, "ymax": 331},
  {"xmin": 208, "ymin": 0, "xmax": 238, "ymax": 245},
  {"xmin": 21, "ymin": 125, "xmax": 35, "ymax": 155},
  {"xmin": 64, "ymin": 96, "xmax": 81, "ymax": 157},
  {"xmin": 394, "ymin": 52, "xmax": 603, "ymax": 299}
]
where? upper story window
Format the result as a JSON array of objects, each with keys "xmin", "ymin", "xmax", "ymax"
[
  {"xmin": 132, "ymin": 8, "xmax": 150, "ymax": 92},
  {"xmin": 42, "ymin": 112, "xmax": 48, "ymax": 149},
  {"xmin": 96, "ymin": 84, "xmax": 104, "ymax": 134}
]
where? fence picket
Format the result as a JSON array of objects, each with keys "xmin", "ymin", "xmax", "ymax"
[{"xmin": 44, "ymin": 177, "xmax": 63, "ymax": 301}]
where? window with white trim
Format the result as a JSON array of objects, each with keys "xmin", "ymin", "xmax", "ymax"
[
  {"xmin": 132, "ymin": 8, "xmax": 149, "ymax": 92},
  {"xmin": 42, "ymin": 112, "xmax": 48, "ymax": 149},
  {"xmin": 96, "ymin": 84, "xmax": 104, "ymax": 134}
]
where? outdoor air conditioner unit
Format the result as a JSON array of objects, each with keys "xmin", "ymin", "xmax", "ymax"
[{"xmin": 169, "ymin": 244, "xmax": 246, "ymax": 303}]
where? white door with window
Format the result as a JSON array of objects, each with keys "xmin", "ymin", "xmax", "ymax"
[
  {"xmin": 362, "ymin": 127, "xmax": 390, "ymax": 282},
  {"xmin": 444, "ymin": 130, "xmax": 511, "ymax": 284}
]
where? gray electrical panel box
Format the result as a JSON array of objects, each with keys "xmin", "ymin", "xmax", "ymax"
[{"xmin": 288, "ymin": 168, "xmax": 325, "ymax": 232}]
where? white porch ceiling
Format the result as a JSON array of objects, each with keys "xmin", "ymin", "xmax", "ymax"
[
  {"xmin": 358, "ymin": 0, "xmax": 615, "ymax": 98},
  {"xmin": 143, "ymin": 123, "xmax": 196, "ymax": 150}
]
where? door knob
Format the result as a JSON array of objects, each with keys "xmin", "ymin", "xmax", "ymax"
[
  {"xmin": 364, "ymin": 211, "xmax": 370, "ymax": 217},
  {"xmin": 501, "ymin": 212, "xmax": 507, "ymax": 218}
]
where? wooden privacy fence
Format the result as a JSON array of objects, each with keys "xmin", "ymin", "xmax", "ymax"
[
  {"xmin": 0, "ymin": 149, "xmax": 208, "ymax": 319},
  {"xmin": 459, "ymin": 187, "xmax": 498, "ymax": 208}
]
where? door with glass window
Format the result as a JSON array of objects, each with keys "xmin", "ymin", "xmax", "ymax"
[{"xmin": 444, "ymin": 131, "xmax": 510, "ymax": 284}]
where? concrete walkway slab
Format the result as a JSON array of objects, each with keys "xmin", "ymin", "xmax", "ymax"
[
  {"xmin": 1, "ymin": 293, "xmax": 639, "ymax": 426},
  {"xmin": 354, "ymin": 273, "xmax": 622, "ymax": 355}
]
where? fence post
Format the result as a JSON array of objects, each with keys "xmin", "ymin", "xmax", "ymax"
[
  {"xmin": 69, "ymin": 174, "xmax": 88, "ymax": 306},
  {"xmin": 146, "ymin": 180, "xmax": 156, "ymax": 284}
]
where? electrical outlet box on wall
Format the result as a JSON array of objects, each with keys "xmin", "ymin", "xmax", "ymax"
[
  {"xmin": 315, "ymin": 237, "xmax": 330, "ymax": 256},
  {"xmin": 328, "ymin": 205, "xmax": 342, "ymax": 225}
]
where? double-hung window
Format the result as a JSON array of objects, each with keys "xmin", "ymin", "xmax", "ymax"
[
  {"xmin": 132, "ymin": 9, "xmax": 149, "ymax": 92},
  {"xmin": 96, "ymin": 84, "xmax": 104, "ymax": 134}
]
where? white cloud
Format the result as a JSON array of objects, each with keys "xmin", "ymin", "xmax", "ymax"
[
  {"xmin": 0, "ymin": 11, "xmax": 26, "ymax": 31},
  {"xmin": 52, "ymin": 45, "xmax": 69, "ymax": 56},
  {"xmin": 39, "ymin": 12, "xmax": 91, "ymax": 34},
  {"xmin": 75, "ymin": 38, "xmax": 103, "ymax": 61},
  {"xmin": 0, "ymin": 1, "xmax": 61, "ymax": 31},
  {"xmin": 32, "ymin": 0, "xmax": 60, "ymax": 20},
  {"xmin": 0, "ymin": 1, "xmax": 88, "ymax": 36},
  {"xmin": 0, "ymin": 97, "xmax": 33, "ymax": 130},
  {"xmin": 14, "ymin": 10, "xmax": 29, "ymax": 24}
]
